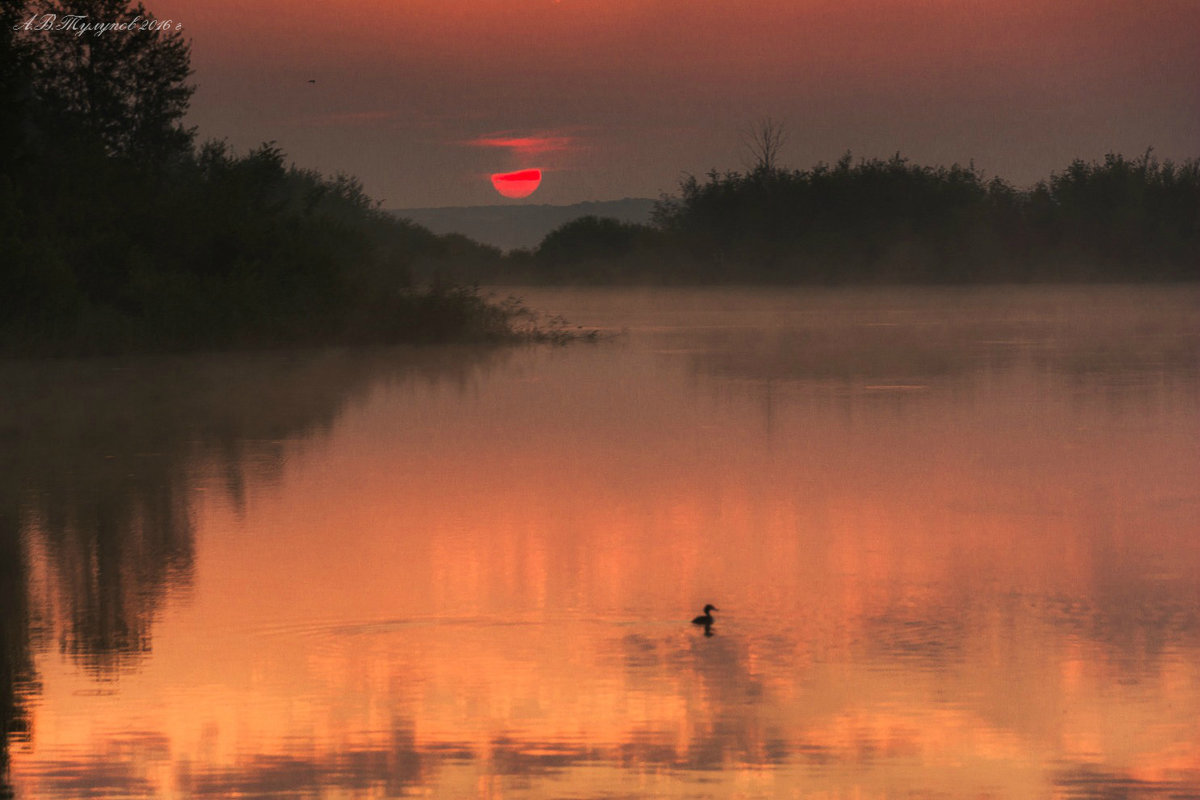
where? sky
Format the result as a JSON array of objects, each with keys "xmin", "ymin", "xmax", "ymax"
[{"xmin": 151, "ymin": 0, "xmax": 1199, "ymax": 208}]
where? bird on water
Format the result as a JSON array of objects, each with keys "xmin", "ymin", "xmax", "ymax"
[{"xmin": 691, "ymin": 604, "xmax": 718, "ymax": 626}]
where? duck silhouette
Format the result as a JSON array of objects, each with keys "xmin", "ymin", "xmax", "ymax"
[{"xmin": 691, "ymin": 604, "xmax": 718, "ymax": 626}]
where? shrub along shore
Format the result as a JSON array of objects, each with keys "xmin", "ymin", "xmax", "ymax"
[
  {"xmin": 2, "ymin": 4, "xmax": 1195, "ymax": 356},
  {"xmin": 0, "ymin": 1, "xmax": 539, "ymax": 356},
  {"xmin": 496, "ymin": 150, "xmax": 1199, "ymax": 286}
]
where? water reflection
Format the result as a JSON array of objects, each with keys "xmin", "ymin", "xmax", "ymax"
[
  {"xmin": 0, "ymin": 510, "xmax": 35, "ymax": 800},
  {"xmin": 4, "ymin": 287, "xmax": 1200, "ymax": 798},
  {"xmin": 15, "ymin": 725, "xmax": 473, "ymax": 799},
  {"xmin": 0, "ymin": 346, "xmax": 507, "ymax": 795},
  {"xmin": 175, "ymin": 726, "xmax": 473, "ymax": 799},
  {"xmin": 1053, "ymin": 763, "xmax": 1200, "ymax": 800},
  {"xmin": 667, "ymin": 286, "xmax": 1198, "ymax": 391}
]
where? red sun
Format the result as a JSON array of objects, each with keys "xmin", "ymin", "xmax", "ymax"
[{"xmin": 491, "ymin": 168, "xmax": 542, "ymax": 198}]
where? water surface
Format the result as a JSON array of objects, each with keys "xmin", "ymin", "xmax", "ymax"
[{"xmin": 3, "ymin": 285, "xmax": 1198, "ymax": 798}]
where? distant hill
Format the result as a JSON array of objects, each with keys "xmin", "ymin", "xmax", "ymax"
[{"xmin": 390, "ymin": 198, "xmax": 657, "ymax": 252}]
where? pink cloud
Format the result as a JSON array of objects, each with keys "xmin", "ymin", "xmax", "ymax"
[{"xmin": 464, "ymin": 132, "xmax": 579, "ymax": 157}]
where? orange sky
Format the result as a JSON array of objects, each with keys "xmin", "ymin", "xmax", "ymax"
[{"xmin": 145, "ymin": 0, "xmax": 1200, "ymax": 207}]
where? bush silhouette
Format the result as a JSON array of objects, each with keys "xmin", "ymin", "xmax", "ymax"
[
  {"xmin": 0, "ymin": 1, "xmax": 531, "ymax": 354},
  {"xmin": 529, "ymin": 150, "xmax": 1199, "ymax": 285}
]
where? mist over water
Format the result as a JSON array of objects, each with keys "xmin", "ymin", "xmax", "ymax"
[{"xmin": 2, "ymin": 285, "xmax": 1198, "ymax": 799}]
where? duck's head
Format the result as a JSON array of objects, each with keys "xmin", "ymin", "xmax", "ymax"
[{"xmin": 703, "ymin": 604, "xmax": 718, "ymax": 613}]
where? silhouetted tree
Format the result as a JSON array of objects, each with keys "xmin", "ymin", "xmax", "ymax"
[
  {"xmin": 742, "ymin": 117, "xmax": 788, "ymax": 174},
  {"xmin": 533, "ymin": 215, "xmax": 660, "ymax": 281},
  {"xmin": 640, "ymin": 149, "xmax": 1199, "ymax": 284},
  {"xmin": 1035, "ymin": 150, "xmax": 1200, "ymax": 278},
  {"xmin": 537, "ymin": 216, "xmax": 649, "ymax": 263},
  {"xmin": 0, "ymin": 2, "xmax": 38, "ymax": 180},
  {"xmin": 19, "ymin": 0, "xmax": 194, "ymax": 162}
]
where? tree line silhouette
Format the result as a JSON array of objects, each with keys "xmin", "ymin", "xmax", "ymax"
[
  {"xmin": 515, "ymin": 149, "xmax": 1198, "ymax": 284},
  {"xmin": 1, "ymin": 0, "xmax": 512, "ymax": 355},
  {"xmin": 2, "ymin": 2, "xmax": 1195, "ymax": 355}
]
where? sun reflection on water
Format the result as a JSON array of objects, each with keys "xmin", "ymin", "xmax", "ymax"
[{"xmin": 3, "ymin": 287, "xmax": 1198, "ymax": 798}]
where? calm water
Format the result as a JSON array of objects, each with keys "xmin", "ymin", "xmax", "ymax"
[{"xmin": 2, "ymin": 286, "xmax": 1198, "ymax": 799}]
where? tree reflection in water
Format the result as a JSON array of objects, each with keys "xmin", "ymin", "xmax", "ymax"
[
  {"xmin": 2, "ymin": 287, "xmax": 1198, "ymax": 798},
  {"xmin": 0, "ymin": 346, "xmax": 506, "ymax": 794}
]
